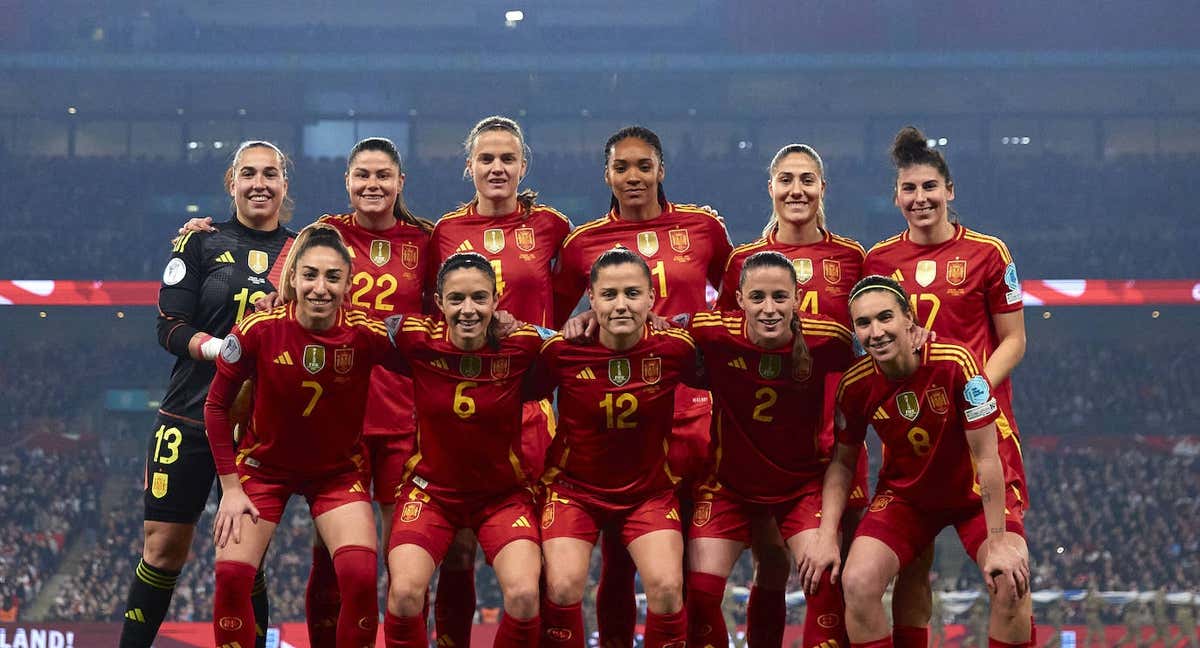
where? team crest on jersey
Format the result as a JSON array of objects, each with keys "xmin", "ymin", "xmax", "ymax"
[
  {"xmin": 869, "ymin": 493, "xmax": 894, "ymax": 512},
  {"xmin": 668, "ymin": 228, "xmax": 690, "ymax": 253},
  {"xmin": 896, "ymin": 391, "xmax": 920, "ymax": 420},
  {"xmin": 491, "ymin": 356, "xmax": 511, "ymax": 379},
  {"xmin": 401, "ymin": 242, "xmax": 419, "ymax": 270},
  {"xmin": 793, "ymin": 258, "xmax": 814, "ymax": 284},
  {"xmin": 758, "ymin": 354, "xmax": 782, "ymax": 379},
  {"xmin": 460, "ymin": 355, "xmax": 482, "ymax": 379},
  {"xmin": 692, "ymin": 501, "xmax": 712, "ymax": 527},
  {"xmin": 946, "ymin": 259, "xmax": 967, "ymax": 286},
  {"xmin": 608, "ymin": 358, "xmax": 632, "ymax": 386},
  {"xmin": 541, "ymin": 502, "xmax": 555, "ymax": 529},
  {"xmin": 642, "ymin": 357, "xmax": 662, "ymax": 385},
  {"xmin": 926, "ymin": 386, "xmax": 950, "ymax": 414},
  {"xmin": 247, "ymin": 250, "xmax": 269, "ymax": 275},
  {"xmin": 400, "ymin": 501, "xmax": 422, "ymax": 523},
  {"xmin": 822, "ymin": 259, "xmax": 841, "ymax": 284},
  {"xmin": 483, "ymin": 228, "xmax": 505, "ymax": 254},
  {"xmin": 636, "ymin": 231, "xmax": 659, "ymax": 256},
  {"xmin": 151, "ymin": 471, "xmax": 168, "ymax": 499},
  {"xmin": 515, "ymin": 226, "xmax": 536, "ymax": 252},
  {"xmin": 369, "ymin": 240, "xmax": 391, "ymax": 267},
  {"xmin": 334, "ymin": 348, "xmax": 354, "ymax": 374},
  {"xmin": 915, "ymin": 260, "xmax": 937, "ymax": 287},
  {"xmin": 303, "ymin": 345, "xmax": 326, "ymax": 374}
]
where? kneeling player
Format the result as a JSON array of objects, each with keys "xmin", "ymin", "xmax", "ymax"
[
  {"xmin": 685, "ymin": 251, "xmax": 855, "ymax": 648},
  {"xmin": 383, "ymin": 253, "xmax": 545, "ymax": 648},
  {"xmin": 205, "ymin": 225, "xmax": 393, "ymax": 648},
  {"xmin": 800, "ymin": 275, "xmax": 1032, "ymax": 648}
]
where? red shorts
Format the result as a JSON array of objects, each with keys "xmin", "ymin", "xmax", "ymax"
[
  {"xmin": 519, "ymin": 399, "xmax": 555, "ymax": 479},
  {"xmin": 668, "ymin": 388, "xmax": 713, "ymax": 484},
  {"xmin": 690, "ymin": 483, "xmax": 823, "ymax": 544},
  {"xmin": 238, "ymin": 463, "xmax": 371, "ymax": 524},
  {"xmin": 854, "ymin": 483, "xmax": 1026, "ymax": 568},
  {"xmin": 388, "ymin": 482, "xmax": 539, "ymax": 564},
  {"xmin": 540, "ymin": 482, "xmax": 681, "ymax": 546},
  {"xmin": 362, "ymin": 433, "xmax": 415, "ymax": 504},
  {"xmin": 849, "ymin": 444, "xmax": 870, "ymax": 509}
]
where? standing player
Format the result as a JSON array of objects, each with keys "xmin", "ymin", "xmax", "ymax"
[
  {"xmin": 205, "ymin": 224, "xmax": 391, "ymax": 648},
  {"xmin": 383, "ymin": 253, "xmax": 546, "ymax": 648},
  {"xmin": 799, "ymin": 275, "xmax": 1031, "ymax": 647},
  {"xmin": 306, "ymin": 137, "xmax": 433, "ymax": 646},
  {"xmin": 119, "ymin": 141, "xmax": 295, "ymax": 648},
  {"xmin": 552, "ymin": 126, "xmax": 732, "ymax": 646},
  {"xmin": 535, "ymin": 249, "xmax": 701, "ymax": 648},
  {"xmin": 715, "ymin": 143, "xmax": 868, "ymax": 646},
  {"xmin": 426, "ymin": 116, "xmax": 573, "ymax": 646},
  {"xmin": 864, "ymin": 126, "xmax": 1029, "ymax": 648},
  {"xmin": 686, "ymin": 251, "xmax": 855, "ymax": 648}
]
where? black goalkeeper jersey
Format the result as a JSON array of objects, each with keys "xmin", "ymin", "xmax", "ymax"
[{"xmin": 155, "ymin": 218, "xmax": 295, "ymax": 423}]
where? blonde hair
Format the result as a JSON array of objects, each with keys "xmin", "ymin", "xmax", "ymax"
[
  {"xmin": 278, "ymin": 223, "xmax": 352, "ymax": 303},
  {"xmin": 462, "ymin": 115, "xmax": 538, "ymax": 216},
  {"xmin": 224, "ymin": 140, "xmax": 295, "ymax": 224},
  {"xmin": 762, "ymin": 144, "xmax": 826, "ymax": 237}
]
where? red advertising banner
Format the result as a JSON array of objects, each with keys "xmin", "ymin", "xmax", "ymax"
[{"xmin": 1, "ymin": 279, "xmax": 1198, "ymax": 307}]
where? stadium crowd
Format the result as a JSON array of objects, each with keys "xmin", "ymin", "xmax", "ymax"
[{"xmin": 1, "ymin": 152, "xmax": 1197, "ymax": 281}]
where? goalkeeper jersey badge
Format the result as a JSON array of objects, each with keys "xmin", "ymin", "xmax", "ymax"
[
  {"xmin": 248, "ymin": 250, "xmax": 269, "ymax": 275},
  {"xmin": 151, "ymin": 471, "xmax": 169, "ymax": 499}
]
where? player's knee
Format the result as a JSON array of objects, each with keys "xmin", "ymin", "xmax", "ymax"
[
  {"xmin": 387, "ymin": 576, "xmax": 427, "ymax": 617},
  {"xmin": 544, "ymin": 569, "xmax": 586, "ymax": 606},
  {"xmin": 332, "ymin": 546, "xmax": 377, "ymax": 602},
  {"xmin": 500, "ymin": 579, "xmax": 540, "ymax": 619},
  {"xmin": 143, "ymin": 523, "xmax": 192, "ymax": 570},
  {"xmin": 642, "ymin": 572, "xmax": 683, "ymax": 614},
  {"xmin": 987, "ymin": 585, "xmax": 1024, "ymax": 625},
  {"xmin": 841, "ymin": 563, "xmax": 886, "ymax": 610},
  {"xmin": 892, "ymin": 578, "xmax": 933, "ymax": 623}
]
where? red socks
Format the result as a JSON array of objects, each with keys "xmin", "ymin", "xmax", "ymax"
[
  {"xmin": 746, "ymin": 585, "xmax": 786, "ymax": 647},
  {"xmin": 804, "ymin": 573, "xmax": 848, "ymax": 648},
  {"xmin": 384, "ymin": 611, "xmax": 427, "ymax": 648},
  {"xmin": 434, "ymin": 565, "xmax": 476, "ymax": 648},
  {"xmin": 331, "ymin": 545, "xmax": 378, "ymax": 648},
  {"xmin": 644, "ymin": 608, "xmax": 687, "ymax": 648},
  {"xmin": 213, "ymin": 560, "xmax": 258, "ymax": 648},
  {"xmin": 686, "ymin": 571, "xmax": 729, "ymax": 648},
  {"xmin": 892, "ymin": 625, "xmax": 927, "ymax": 648},
  {"xmin": 305, "ymin": 547, "xmax": 340, "ymax": 648},
  {"xmin": 540, "ymin": 599, "xmax": 585, "ymax": 648},
  {"xmin": 597, "ymin": 531, "xmax": 637, "ymax": 647},
  {"xmin": 494, "ymin": 612, "xmax": 539, "ymax": 648}
]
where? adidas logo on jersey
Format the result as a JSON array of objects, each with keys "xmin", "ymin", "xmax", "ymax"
[
  {"xmin": 431, "ymin": 358, "xmax": 449, "ymax": 370},
  {"xmin": 872, "ymin": 406, "xmax": 889, "ymax": 420},
  {"xmin": 348, "ymin": 481, "xmax": 366, "ymax": 494},
  {"xmin": 575, "ymin": 367, "xmax": 596, "ymax": 380},
  {"xmin": 890, "ymin": 269, "xmax": 905, "ymax": 283},
  {"xmin": 850, "ymin": 486, "xmax": 865, "ymax": 500},
  {"xmin": 273, "ymin": 351, "xmax": 294, "ymax": 366},
  {"xmin": 125, "ymin": 608, "xmax": 146, "ymax": 623},
  {"xmin": 455, "ymin": 241, "xmax": 474, "ymax": 253},
  {"xmin": 215, "ymin": 251, "xmax": 235, "ymax": 263},
  {"xmin": 727, "ymin": 357, "xmax": 747, "ymax": 370},
  {"xmin": 512, "ymin": 515, "xmax": 532, "ymax": 528},
  {"xmin": 218, "ymin": 642, "xmax": 243, "ymax": 648},
  {"xmin": 666, "ymin": 508, "xmax": 680, "ymax": 521}
]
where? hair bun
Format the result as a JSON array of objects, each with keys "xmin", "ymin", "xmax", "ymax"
[{"xmin": 890, "ymin": 126, "xmax": 930, "ymax": 166}]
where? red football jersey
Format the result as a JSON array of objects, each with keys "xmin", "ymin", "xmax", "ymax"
[
  {"xmin": 716, "ymin": 227, "xmax": 865, "ymax": 329},
  {"xmin": 534, "ymin": 326, "xmax": 700, "ymax": 505},
  {"xmin": 552, "ymin": 202, "xmax": 733, "ymax": 327},
  {"xmin": 690, "ymin": 312, "xmax": 854, "ymax": 503},
  {"xmin": 205, "ymin": 305, "xmax": 395, "ymax": 479},
  {"xmin": 835, "ymin": 341, "xmax": 1000, "ymax": 510},
  {"xmin": 429, "ymin": 203, "xmax": 573, "ymax": 327},
  {"xmin": 389, "ymin": 316, "xmax": 545, "ymax": 503},
  {"xmin": 319, "ymin": 213, "xmax": 430, "ymax": 438}
]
